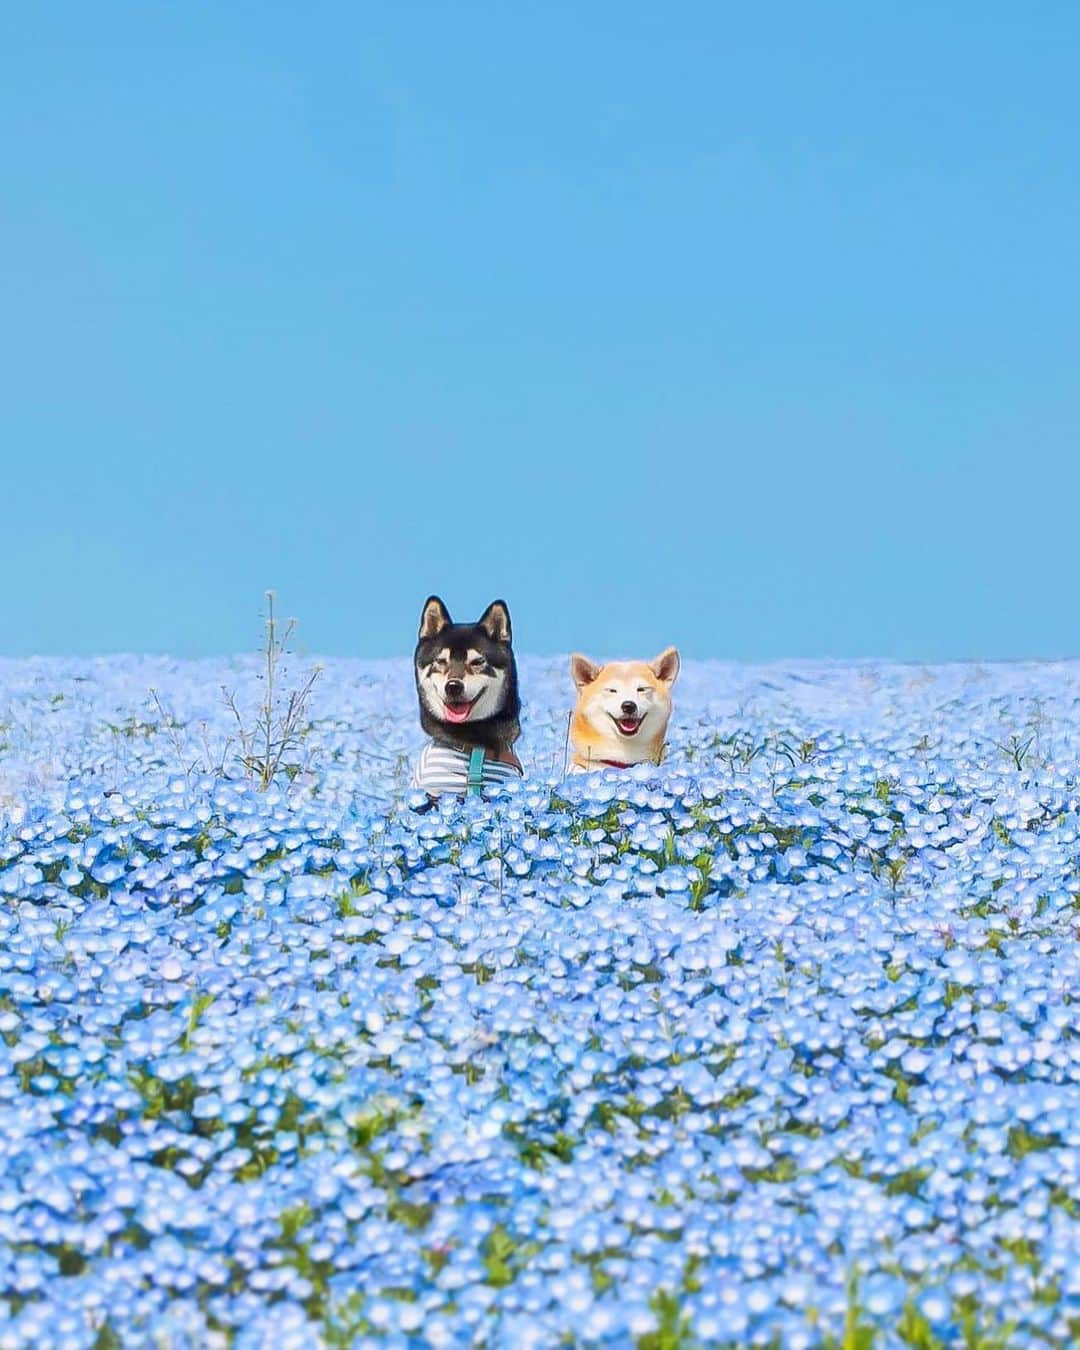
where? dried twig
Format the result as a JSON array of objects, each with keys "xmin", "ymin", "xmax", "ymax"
[{"xmin": 223, "ymin": 591, "xmax": 323, "ymax": 790}]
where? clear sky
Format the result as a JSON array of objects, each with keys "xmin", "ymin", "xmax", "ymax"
[{"xmin": 3, "ymin": 4, "xmax": 1078, "ymax": 661}]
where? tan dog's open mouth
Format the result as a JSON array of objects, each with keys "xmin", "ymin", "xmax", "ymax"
[{"xmin": 611, "ymin": 715, "xmax": 644, "ymax": 737}]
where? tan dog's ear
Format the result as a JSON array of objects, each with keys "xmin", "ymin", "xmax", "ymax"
[
  {"xmin": 650, "ymin": 647, "xmax": 680, "ymax": 686},
  {"xmin": 478, "ymin": 600, "xmax": 512, "ymax": 643},
  {"xmin": 419, "ymin": 595, "xmax": 452, "ymax": 639},
  {"xmin": 570, "ymin": 653, "xmax": 600, "ymax": 689}
]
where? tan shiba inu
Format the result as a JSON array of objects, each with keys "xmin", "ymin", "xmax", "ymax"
[{"xmin": 568, "ymin": 648, "xmax": 680, "ymax": 772}]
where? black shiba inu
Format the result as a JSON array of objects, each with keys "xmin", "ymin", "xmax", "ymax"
[{"xmin": 413, "ymin": 596, "xmax": 522, "ymax": 794}]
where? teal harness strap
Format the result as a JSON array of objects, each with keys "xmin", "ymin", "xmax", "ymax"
[{"xmin": 466, "ymin": 747, "xmax": 486, "ymax": 796}]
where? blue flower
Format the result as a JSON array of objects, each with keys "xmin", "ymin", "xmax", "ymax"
[{"xmin": 2, "ymin": 656, "xmax": 1080, "ymax": 1342}]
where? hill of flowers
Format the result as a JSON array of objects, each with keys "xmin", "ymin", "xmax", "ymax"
[{"xmin": 1, "ymin": 653, "xmax": 1080, "ymax": 1348}]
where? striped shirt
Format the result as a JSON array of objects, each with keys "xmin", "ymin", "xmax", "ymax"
[{"xmin": 413, "ymin": 742, "xmax": 522, "ymax": 796}]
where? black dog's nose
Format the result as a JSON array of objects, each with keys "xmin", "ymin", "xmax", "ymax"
[
  {"xmin": 621, "ymin": 700, "xmax": 638, "ymax": 717},
  {"xmin": 445, "ymin": 679, "xmax": 465, "ymax": 700}
]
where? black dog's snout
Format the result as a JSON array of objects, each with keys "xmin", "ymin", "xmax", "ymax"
[
  {"xmin": 621, "ymin": 700, "xmax": 638, "ymax": 717},
  {"xmin": 445, "ymin": 679, "xmax": 465, "ymax": 700}
]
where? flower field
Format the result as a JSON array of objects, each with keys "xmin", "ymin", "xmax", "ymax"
[{"xmin": 1, "ymin": 655, "xmax": 1079, "ymax": 1348}]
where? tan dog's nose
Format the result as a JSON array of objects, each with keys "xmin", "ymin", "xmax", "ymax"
[{"xmin": 621, "ymin": 700, "xmax": 638, "ymax": 717}]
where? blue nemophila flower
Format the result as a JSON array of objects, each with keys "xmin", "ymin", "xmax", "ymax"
[{"xmin": 3, "ymin": 657, "xmax": 1080, "ymax": 1343}]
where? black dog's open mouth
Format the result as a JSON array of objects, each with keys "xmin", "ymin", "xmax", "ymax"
[
  {"xmin": 610, "ymin": 714, "xmax": 644, "ymax": 737},
  {"xmin": 443, "ymin": 696, "xmax": 479, "ymax": 725}
]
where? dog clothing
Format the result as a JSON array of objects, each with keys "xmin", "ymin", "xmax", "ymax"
[
  {"xmin": 568, "ymin": 754, "xmax": 647, "ymax": 773},
  {"xmin": 413, "ymin": 742, "xmax": 522, "ymax": 796}
]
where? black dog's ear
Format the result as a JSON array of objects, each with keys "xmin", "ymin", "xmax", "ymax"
[
  {"xmin": 419, "ymin": 595, "xmax": 452, "ymax": 639},
  {"xmin": 570, "ymin": 653, "xmax": 601, "ymax": 689},
  {"xmin": 478, "ymin": 599, "xmax": 512, "ymax": 644}
]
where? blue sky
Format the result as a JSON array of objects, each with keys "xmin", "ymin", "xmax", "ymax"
[{"xmin": 3, "ymin": 3, "xmax": 1078, "ymax": 661}]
